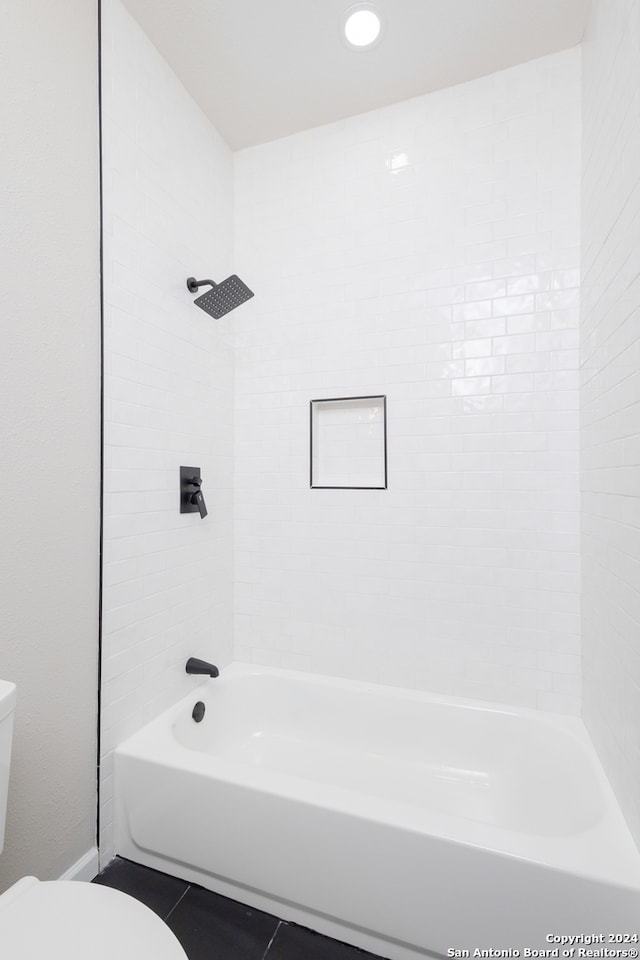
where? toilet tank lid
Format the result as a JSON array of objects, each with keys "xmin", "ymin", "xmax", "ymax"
[{"xmin": 0, "ymin": 681, "xmax": 16, "ymax": 722}]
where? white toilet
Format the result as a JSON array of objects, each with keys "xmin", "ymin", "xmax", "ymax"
[{"xmin": 0, "ymin": 680, "xmax": 187, "ymax": 959}]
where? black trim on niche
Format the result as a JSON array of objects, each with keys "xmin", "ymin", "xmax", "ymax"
[{"xmin": 310, "ymin": 395, "xmax": 388, "ymax": 490}]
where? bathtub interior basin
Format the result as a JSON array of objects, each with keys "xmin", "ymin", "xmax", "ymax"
[{"xmin": 171, "ymin": 670, "xmax": 602, "ymax": 838}]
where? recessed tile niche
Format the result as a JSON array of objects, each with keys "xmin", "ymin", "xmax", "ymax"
[{"xmin": 310, "ymin": 396, "xmax": 387, "ymax": 489}]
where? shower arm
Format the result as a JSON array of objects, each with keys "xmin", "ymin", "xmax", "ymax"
[{"xmin": 186, "ymin": 277, "xmax": 217, "ymax": 293}]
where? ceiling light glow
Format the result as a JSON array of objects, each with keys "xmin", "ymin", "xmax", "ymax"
[{"xmin": 344, "ymin": 6, "xmax": 382, "ymax": 48}]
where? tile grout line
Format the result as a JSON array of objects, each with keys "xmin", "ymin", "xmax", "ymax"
[
  {"xmin": 163, "ymin": 883, "xmax": 192, "ymax": 923},
  {"xmin": 260, "ymin": 919, "xmax": 282, "ymax": 960}
]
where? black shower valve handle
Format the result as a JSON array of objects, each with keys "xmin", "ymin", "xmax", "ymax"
[
  {"xmin": 187, "ymin": 474, "xmax": 207, "ymax": 518},
  {"xmin": 191, "ymin": 488, "xmax": 208, "ymax": 519}
]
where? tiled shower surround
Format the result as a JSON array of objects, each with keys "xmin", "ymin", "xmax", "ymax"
[
  {"xmin": 234, "ymin": 49, "xmax": 582, "ymax": 711},
  {"xmin": 100, "ymin": 0, "xmax": 235, "ymax": 862},
  {"xmin": 101, "ymin": 1, "xmax": 592, "ymax": 860}
]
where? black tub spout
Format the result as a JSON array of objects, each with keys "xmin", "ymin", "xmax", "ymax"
[{"xmin": 186, "ymin": 657, "xmax": 219, "ymax": 678}]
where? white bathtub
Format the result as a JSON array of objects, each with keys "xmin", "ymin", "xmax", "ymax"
[{"xmin": 114, "ymin": 664, "xmax": 640, "ymax": 960}]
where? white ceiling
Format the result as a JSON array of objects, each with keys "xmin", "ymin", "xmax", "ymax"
[{"xmin": 121, "ymin": 0, "xmax": 589, "ymax": 150}]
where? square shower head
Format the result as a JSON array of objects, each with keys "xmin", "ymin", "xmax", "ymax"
[{"xmin": 193, "ymin": 275, "xmax": 254, "ymax": 319}]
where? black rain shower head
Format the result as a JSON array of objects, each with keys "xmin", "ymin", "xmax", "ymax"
[{"xmin": 186, "ymin": 275, "xmax": 254, "ymax": 319}]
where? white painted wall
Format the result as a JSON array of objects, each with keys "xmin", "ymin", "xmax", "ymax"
[
  {"xmin": 100, "ymin": 0, "xmax": 235, "ymax": 864},
  {"xmin": 581, "ymin": 0, "xmax": 640, "ymax": 848},
  {"xmin": 234, "ymin": 49, "xmax": 582, "ymax": 713},
  {"xmin": 0, "ymin": 1, "xmax": 100, "ymax": 890}
]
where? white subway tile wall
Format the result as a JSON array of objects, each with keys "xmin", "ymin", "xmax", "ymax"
[
  {"xmin": 234, "ymin": 49, "xmax": 582, "ymax": 712},
  {"xmin": 581, "ymin": 0, "xmax": 640, "ymax": 848},
  {"xmin": 100, "ymin": 0, "xmax": 235, "ymax": 863}
]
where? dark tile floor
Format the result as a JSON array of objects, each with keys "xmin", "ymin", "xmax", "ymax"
[{"xmin": 93, "ymin": 857, "xmax": 388, "ymax": 960}]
